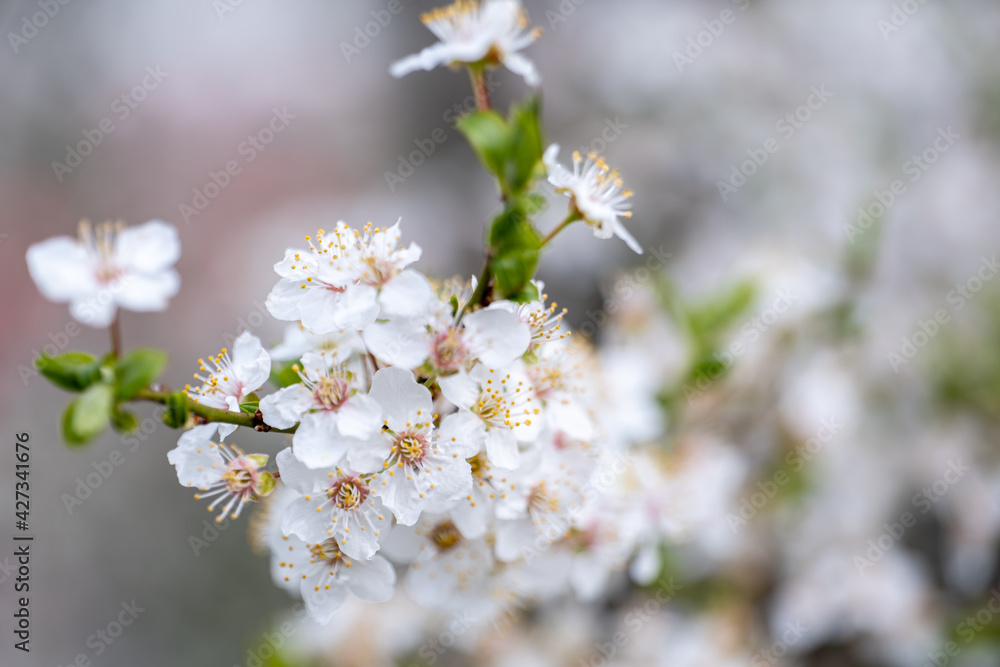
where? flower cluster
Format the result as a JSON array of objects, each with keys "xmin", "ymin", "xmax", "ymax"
[
  {"xmin": 26, "ymin": 0, "xmax": 650, "ymax": 629},
  {"xmin": 163, "ymin": 218, "xmax": 650, "ymax": 622}
]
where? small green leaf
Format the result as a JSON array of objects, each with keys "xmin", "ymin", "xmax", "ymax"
[
  {"xmin": 36, "ymin": 352, "xmax": 102, "ymax": 392},
  {"xmin": 114, "ymin": 348, "xmax": 168, "ymax": 400},
  {"xmin": 163, "ymin": 391, "xmax": 189, "ymax": 428},
  {"xmin": 65, "ymin": 383, "xmax": 114, "ymax": 445},
  {"xmin": 62, "ymin": 401, "xmax": 87, "ymax": 446},
  {"xmin": 239, "ymin": 392, "xmax": 260, "ymax": 416},
  {"xmin": 111, "ymin": 407, "xmax": 139, "ymax": 433},
  {"xmin": 456, "ymin": 110, "xmax": 510, "ymax": 184}
]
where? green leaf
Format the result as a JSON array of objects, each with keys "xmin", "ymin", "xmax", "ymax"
[
  {"xmin": 522, "ymin": 192, "xmax": 548, "ymax": 215},
  {"xmin": 507, "ymin": 97, "xmax": 544, "ymax": 192},
  {"xmin": 239, "ymin": 392, "xmax": 260, "ymax": 416},
  {"xmin": 456, "ymin": 110, "xmax": 510, "ymax": 185},
  {"xmin": 163, "ymin": 391, "xmax": 189, "ymax": 428},
  {"xmin": 270, "ymin": 362, "xmax": 302, "ymax": 389},
  {"xmin": 64, "ymin": 383, "xmax": 114, "ymax": 445},
  {"xmin": 246, "ymin": 453, "xmax": 269, "ymax": 468},
  {"xmin": 111, "ymin": 407, "xmax": 139, "ymax": 433},
  {"xmin": 492, "ymin": 247, "xmax": 539, "ymax": 298},
  {"xmin": 504, "ymin": 281, "xmax": 540, "ymax": 304},
  {"xmin": 36, "ymin": 352, "xmax": 103, "ymax": 392},
  {"xmin": 114, "ymin": 348, "xmax": 168, "ymax": 400}
]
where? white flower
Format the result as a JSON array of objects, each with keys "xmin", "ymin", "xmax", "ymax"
[
  {"xmin": 186, "ymin": 331, "xmax": 271, "ymax": 441},
  {"xmin": 525, "ymin": 340, "xmax": 595, "ymax": 441},
  {"xmin": 269, "ymin": 324, "xmax": 365, "ymax": 364},
  {"xmin": 353, "ymin": 367, "xmax": 474, "ymax": 525},
  {"xmin": 493, "ymin": 445, "xmax": 593, "ymax": 562},
  {"xmin": 274, "ymin": 535, "xmax": 395, "ymax": 624},
  {"xmin": 265, "ymin": 221, "xmax": 432, "ymax": 333},
  {"xmin": 259, "ymin": 352, "xmax": 381, "ymax": 469},
  {"xmin": 277, "ymin": 448, "xmax": 390, "ymax": 561},
  {"xmin": 166, "ymin": 423, "xmax": 275, "ymax": 522},
  {"xmin": 487, "ymin": 287, "xmax": 571, "ymax": 351},
  {"xmin": 382, "ymin": 514, "xmax": 495, "ymax": 611},
  {"xmin": 390, "ymin": 0, "xmax": 542, "ymax": 86},
  {"xmin": 438, "ymin": 363, "xmax": 541, "ymax": 470},
  {"xmin": 26, "ymin": 219, "xmax": 180, "ymax": 327},
  {"xmin": 544, "ymin": 145, "xmax": 642, "ymax": 254},
  {"xmin": 363, "ymin": 299, "xmax": 530, "ymax": 372}
]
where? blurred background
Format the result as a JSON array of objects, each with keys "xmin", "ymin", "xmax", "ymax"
[{"xmin": 4, "ymin": 0, "xmax": 1000, "ymax": 665}]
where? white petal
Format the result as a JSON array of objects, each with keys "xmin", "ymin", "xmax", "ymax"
[
  {"xmin": 464, "ymin": 308, "xmax": 530, "ymax": 367},
  {"xmin": 167, "ymin": 424, "xmax": 224, "ymax": 488},
  {"xmin": 494, "ymin": 518, "xmax": 536, "ymax": 562},
  {"xmin": 113, "ymin": 270, "xmax": 180, "ymax": 312},
  {"xmin": 266, "ymin": 279, "xmax": 305, "ymax": 322},
  {"xmin": 437, "ymin": 411, "xmax": 487, "ymax": 457},
  {"xmin": 345, "ymin": 555, "xmax": 396, "ymax": 602},
  {"xmin": 336, "ymin": 395, "xmax": 382, "ymax": 440},
  {"xmin": 362, "ymin": 319, "xmax": 429, "ymax": 369},
  {"xmin": 26, "ymin": 237, "xmax": 97, "ymax": 302},
  {"xmin": 114, "ymin": 220, "xmax": 180, "ymax": 273},
  {"xmin": 231, "ymin": 331, "xmax": 271, "ymax": 392},
  {"xmin": 612, "ymin": 219, "xmax": 644, "ymax": 255},
  {"xmin": 259, "ymin": 384, "xmax": 312, "ymax": 429},
  {"xmin": 437, "ymin": 371, "xmax": 479, "ymax": 411},
  {"xmin": 293, "ymin": 411, "xmax": 349, "ymax": 469},
  {"xmin": 333, "ymin": 283, "xmax": 379, "ymax": 330},
  {"xmin": 298, "ymin": 288, "xmax": 345, "ymax": 334},
  {"xmin": 282, "ymin": 496, "xmax": 332, "ymax": 545},
  {"xmin": 368, "ymin": 367, "xmax": 433, "ymax": 431},
  {"xmin": 301, "ymin": 578, "xmax": 347, "ymax": 624},
  {"xmin": 345, "ymin": 434, "xmax": 393, "ymax": 474},
  {"xmin": 485, "ymin": 427, "xmax": 520, "ymax": 470},
  {"xmin": 69, "ymin": 294, "xmax": 118, "ymax": 328},
  {"xmin": 503, "ymin": 52, "xmax": 540, "ymax": 86},
  {"xmin": 275, "ymin": 447, "xmax": 334, "ymax": 494},
  {"xmin": 216, "ymin": 423, "xmax": 238, "ymax": 441},
  {"xmin": 378, "ymin": 270, "xmax": 433, "ymax": 318}
]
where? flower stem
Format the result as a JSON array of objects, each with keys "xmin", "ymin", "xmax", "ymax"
[
  {"xmin": 469, "ymin": 67, "xmax": 491, "ymax": 111},
  {"xmin": 109, "ymin": 316, "xmax": 121, "ymax": 358},
  {"xmin": 541, "ymin": 210, "xmax": 583, "ymax": 247},
  {"xmin": 135, "ymin": 388, "xmax": 297, "ymax": 434}
]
